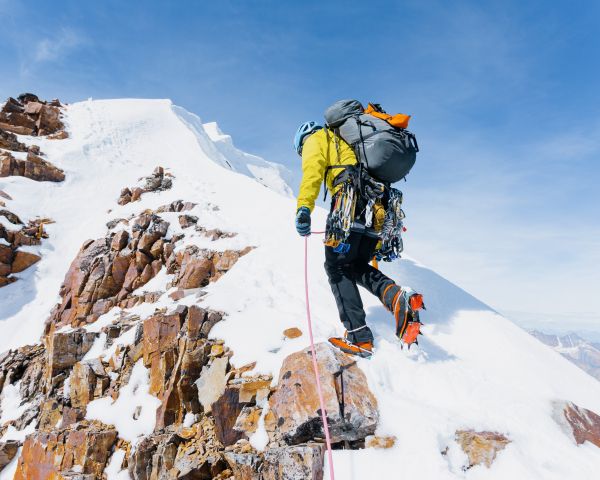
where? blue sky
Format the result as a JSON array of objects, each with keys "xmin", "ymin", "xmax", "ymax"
[{"xmin": 1, "ymin": 0, "xmax": 599, "ymax": 329}]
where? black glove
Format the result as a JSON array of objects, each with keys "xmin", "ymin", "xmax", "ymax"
[{"xmin": 295, "ymin": 206, "xmax": 311, "ymax": 236}]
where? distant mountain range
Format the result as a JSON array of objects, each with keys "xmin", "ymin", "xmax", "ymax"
[{"xmin": 531, "ymin": 330, "xmax": 600, "ymax": 381}]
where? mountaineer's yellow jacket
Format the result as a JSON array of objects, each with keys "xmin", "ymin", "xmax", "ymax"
[{"xmin": 296, "ymin": 128, "xmax": 357, "ymax": 212}]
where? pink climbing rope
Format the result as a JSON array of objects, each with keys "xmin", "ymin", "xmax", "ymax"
[{"xmin": 304, "ymin": 234, "xmax": 335, "ymax": 479}]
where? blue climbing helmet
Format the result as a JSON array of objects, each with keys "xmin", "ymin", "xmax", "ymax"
[{"xmin": 293, "ymin": 121, "xmax": 323, "ymax": 155}]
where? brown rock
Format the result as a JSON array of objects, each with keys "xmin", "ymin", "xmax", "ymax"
[
  {"xmin": 262, "ymin": 444, "xmax": 324, "ymax": 480},
  {"xmin": 11, "ymin": 250, "xmax": 41, "ymax": 273},
  {"xmin": 176, "ymin": 250, "xmax": 214, "ymax": 289},
  {"xmin": 0, "ymin": 111, "xmax": 36, "ymax": 131},
  {"xmin": 70, "ymin": 362, "xmax": 98, "ymax": 408},
  {"xmin": 0, "ymin": 151, "xmax": 64, "ymax": 182},
  {"xmin": 47, "ymin": 130, "xmax": 68, "ymax": 140},
  {"xmin": 0, "ymin": 244, "xmax": 13, "ymax": 264},
  {"xmin": 554, "ymin": 400, "xmax": 600, "ymax": 448},
  {"xmin": 2, "ymin": 97, "xmax": 24, "ymax": 113},
  {"xmin": 0, "ymin": 208, "xmax": 22, "ymax": 225},
  {"xmin": 36, "ymin": 105, "xmax": 64, "ymax": 135},
  {"xmin": 365, "ymin": 435, "xmax": 396, "ymax": 449},
  {"xmin": 13, "ymin": 422, "xmax": 117, "ymax": 480},
  {"xmin": 0, "ymin": 128, "xmax": 27, "ymax": 151},
  {"xmin": 212, "ymin": 386, "xmax": 250, "ymax": 446},
  {"xmin": 283, "ymin": 327, "xmax": 303, "ymax": 339},
  {"xmin": 24, "ymin": 101, "xmax": 44, "ymax": 115},
  {"xmin": 131, "ymin": 187, "xmax": 144, "ymax": 202},
  {"xmin": 455, "ymin": 430, "xmax": 510, "ymax": 469},
  {"xmin": 233, "ymin": 406, "xmax": 262, "ymax": 437},
  {"xmin": 0, "ymin": 440, "xmax": 20, "ymax": 470},
  {"xmin": 223, "ymin": 451, "xmax": 262, "ymax": 480},
  {"xmin": 46, "ymin": 328, "xmax": 97, "ymax": 381},
  {"xmin": 0, "ymin": 122, "xmax": 34, "ymax": 136},
  {"xmin": 110, "ymin": 230, "xmax": 129, "ymax": 251},
  {"xmin": 269, "ymin": 342, "xmax": 379, "ymax": 445},
  {"xmin": 179, "ymin": 214, "xmax": 198, "ymax": 229},
  {"xmin": 38, "ymin": 399, "xmax": 64, "ymax": 431},
  {"xmin": 0, "ymin": 275, "xmax": 17, "ymax": 287}
]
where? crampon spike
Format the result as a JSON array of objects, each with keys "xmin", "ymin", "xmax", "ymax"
[{"xmin": 401, "ymin": 321, "xmax": 422, "ymax": 347}]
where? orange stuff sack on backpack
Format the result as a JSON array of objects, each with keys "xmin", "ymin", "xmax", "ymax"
[{"xmin": 364, "ymin": 103, "xmax": 411, "ymax": 129}]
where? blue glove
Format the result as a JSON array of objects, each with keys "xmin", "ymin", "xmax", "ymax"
[{"xmin": 295, "ymin": 206, "xmax": 311, "ymax": 236}]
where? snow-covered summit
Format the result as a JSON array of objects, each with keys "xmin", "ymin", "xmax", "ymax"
[{"xmin": 1, "ymin": 98, "xmax": 600, "ymax": 479}]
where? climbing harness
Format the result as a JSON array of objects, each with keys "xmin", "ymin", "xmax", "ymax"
[
  {"xmin": 304, "ymin": 235, "xmax": 335, "ymax": 479},
  {"xmin": 374, "ymin": 188, "xmax": 405, "ymax": 262}
]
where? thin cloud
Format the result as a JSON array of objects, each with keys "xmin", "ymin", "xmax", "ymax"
[{"xmin": 21, "ymin": 28, "xmax": 86, "ymax": 76}]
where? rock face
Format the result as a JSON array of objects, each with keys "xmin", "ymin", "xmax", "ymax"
[
  {"xmin": 268, "ymin": 342, "xmax": 379, "ymax": 445},
  {"xmin": 117, "ymin": 166, "xmax": 173, "ymax": 205},
  {"xmin": 48, "ymin": 211, "xmax": 248, "ymax": 329},
  {"xmin": 554, "ymin": 400, "xmax": 600, "ymax": 448},
  {"xmin": 454, "ymin": 430, "xmax": 510, "ymax": 469},
  {"xmin": 0, "ymin": 151, "xmax": 65, "ymax": 182},
  {"xmin": 13, "ymin": 421, "xmax": 117, "ymax": 480},
  {"xmin": 0, "ymin": 215, "xmax": 50, "ymax": 287},
  {"xmin": 0, "ymin": 94, "xmax": 65, "ymax": 136},
  {"xmin": 262, "ymin": 444, "xmax": 324, "ymax": 480}
]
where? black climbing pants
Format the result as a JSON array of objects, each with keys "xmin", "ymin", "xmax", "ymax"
[{"xmin": 324, "ymin": 231, "xmax": 396, "ymax": 344}]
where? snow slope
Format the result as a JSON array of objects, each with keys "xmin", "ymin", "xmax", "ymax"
[{"xmin": 1, "ymin": 98, "xmax": 600, "ymax": 479}]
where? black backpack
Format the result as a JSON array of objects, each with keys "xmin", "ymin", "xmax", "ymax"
[{"xmin": 324, "ymin": 99, "xmax": 418, "ymax": 183}]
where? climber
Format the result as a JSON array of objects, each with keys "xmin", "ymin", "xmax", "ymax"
[{"xmin": 293, "ymin": 116, "xmax": 424, "ymax": 358}]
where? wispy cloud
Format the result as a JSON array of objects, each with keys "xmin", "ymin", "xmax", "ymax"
[{"xmin": 20, "ymin": 27, "xmax": 86, "ymax": 76}]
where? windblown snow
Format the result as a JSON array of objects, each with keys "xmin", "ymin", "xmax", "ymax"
[{"xmin": 1, "ymin": 98, "xmax": 600, "ymax": 479}]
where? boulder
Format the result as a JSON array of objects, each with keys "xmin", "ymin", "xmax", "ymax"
[
  {"xmin": 268, "ymin": 342, "xmax": 379, "ymax": 445},
  {"xmin": 553, "ymin": 400, "xmax": 600, "ymax": 448},
  {"xmin": 0, "ymin": 128, "xmax": 27, "ymax": 151},
  {"xmin": 0, "ymin": 151, "xmax": 65, "ymax": 182},
  {"xmin": 454, "ymin": 430, "xmax": 510, "ymax": 469},
  {"xmin": 36, "ymin": 105, "xmax": 64, "ymax": 135},
  {"xmin": 11, "ymin": 251, "xmax": 41, "ymax": 273},
  {"xmin": 13, "ymin": 421, "xmax": 117, "ymax": 480},
  {"xmin": 262, "ymin": 444, "xmax": 324, "ymax": 480}
]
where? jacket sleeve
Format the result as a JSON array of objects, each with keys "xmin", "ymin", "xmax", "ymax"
[{"xmin": 296, "ymin": 134, "xmax": 326, "ymax": 212}]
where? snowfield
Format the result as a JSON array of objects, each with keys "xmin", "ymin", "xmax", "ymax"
[{"xmin": 1, "ymin": 98, "xmax": 600, "ymax": 479}]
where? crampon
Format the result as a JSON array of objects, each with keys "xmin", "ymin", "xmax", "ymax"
[
  {"xmin": 328, "ymin": 336, "xmax": 373, "ymax": 358},
  {"xmin": 393, "ymin": 290, "xmax": 425, "ymax": 348}
]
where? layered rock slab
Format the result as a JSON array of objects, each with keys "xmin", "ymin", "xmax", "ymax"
[{"xmin": 268, "ymin": 342, "xmax": 379, "ymax": 445}]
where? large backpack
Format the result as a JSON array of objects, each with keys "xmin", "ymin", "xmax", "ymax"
[{"xmin": 324, "ymin": 99, "xmax": 418, "ymax": 183}]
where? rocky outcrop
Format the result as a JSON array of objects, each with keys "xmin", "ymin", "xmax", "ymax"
[
  {"xmin": 13, "ymin": 421, "xmax": 117, "ymax": 480},
  {"xmin": 454, "ymin": 430, "xmax": 510, "ymax": 469},
  {"xmin": 268, "ymin": 342, "xmax": 379, "ymax": 445},
  {"xmin": 553, "ymin": 400, "xmax": 600, "ymax": 448},
  {"xmin": 117, "ymin": 166, "xmax": 173, "ymax": 205},
  {"xmin": 0, "ymin": 214, "xmax": 50, "ymax": 287},
  {"xmin": 0, "ymin": 128, "xmax": 27, "ymax": 152},
  {"xmin": 0, "ymin": 94, "xmax": 65, "ymax": 137},
  {"xmin": 48, "ymin": 211, "xmax": 248, "ymax": 329},
  {"xmin": 128, "ymin": 418, "xmax": 227, "ymax": 480},
  {"xmin": 0, "ymin": 151, "xmax": 65, "ymax": 182}
]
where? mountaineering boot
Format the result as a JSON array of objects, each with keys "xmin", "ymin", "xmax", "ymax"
[
  {"xmin": 328, "ymin": 336, "xmax": 373, "ymax": 358},
  {"xmin": 381, "ymin": 283, "xmax": 425, "ymax": 348},
  {"xmin": 393, "ymin": 289, "xmax": 424, "ymax": 347}
]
